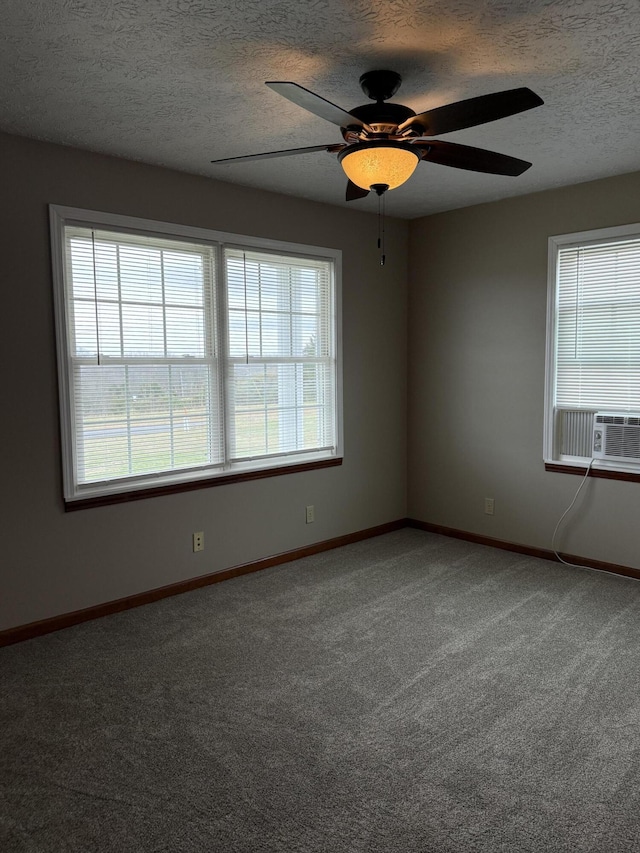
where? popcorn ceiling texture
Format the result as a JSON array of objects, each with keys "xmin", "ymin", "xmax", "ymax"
[{"xmin": 1, "ymin": 0, "xmax": 640, "ymax": 218}]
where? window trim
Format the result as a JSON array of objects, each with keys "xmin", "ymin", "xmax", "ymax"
[
  {"xmin": 544, "ymin": 221, "xmax": 640, "ymax": 479},
  {"xmin": 50, "ymin": 205, "xmax": 343, "ymax": 507}
]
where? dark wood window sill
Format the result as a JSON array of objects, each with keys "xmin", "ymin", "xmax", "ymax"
[
  {"xmin": 65, "ymin": 457, "xmax": 343, "ymax": 511},
  {"xmin": 545, "ymin": 462, "xmax": 640, "ymax": 483}
]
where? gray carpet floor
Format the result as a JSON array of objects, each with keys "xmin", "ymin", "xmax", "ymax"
[{"xmin": 2, "ymin": 528, "xmax": 640, "ymax": 852}]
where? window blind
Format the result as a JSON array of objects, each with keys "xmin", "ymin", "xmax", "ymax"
[
  {"xmin": 64, "ymin": 226, "xmax": 222, "ymax": 486},
  {"xmin": 555, "ymin": 237, "xmax": 640, "ymax": 412},
  {"xmin": 224, "ymin": 247, "xmax": 336, "ymax": 461}
]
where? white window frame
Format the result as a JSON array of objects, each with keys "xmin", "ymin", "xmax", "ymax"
[
  {"xmin": 544, "ymin": 221, "xmax": 640, "ymax": 475},
  {"xmin": 50, "ymin": 205, "xmax": 343, "ymax": 504}
]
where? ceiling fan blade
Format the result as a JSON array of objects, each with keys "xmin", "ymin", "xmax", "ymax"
[
  {"xmin": 417, "ymin": 140, "xmax": 532, "ymax": 176},
  {"xmin": 211, "ymin": 144, "xmax": 342, "ymax": 165},
  {"xmin": 346, "ymin": 180, "xmax": 370, "ymax": 201},
  {"xmin": 400, "ymin": 87, "xmax": 543, "ymax": 136},
  {"xmin": 266, "ymin": 82, "xmax": 371, "ymax": 131}
]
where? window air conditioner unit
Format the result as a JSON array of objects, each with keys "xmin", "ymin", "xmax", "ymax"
[{"xmin": 593, "ymin": 413, "xmax": 640, "ymax": 462}]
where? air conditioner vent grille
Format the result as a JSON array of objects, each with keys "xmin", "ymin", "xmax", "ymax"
[
  {"xmin": 593, "ymin": 412, "xmax": 640, "ymax": 463},
  {"xmin": 602, "ymin": 426, "xmax": 640, "ymax": 459},
  {"xmin": 596, "ymin": 415, "xmax": 625, "ymax": 425}
]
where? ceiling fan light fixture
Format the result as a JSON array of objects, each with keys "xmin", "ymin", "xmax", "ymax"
[{"xmin": 338, "ymin": 142, "xmax": 420, "ymax": 191}]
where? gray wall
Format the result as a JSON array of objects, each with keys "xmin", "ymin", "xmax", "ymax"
[
  {"xmin": 408, "ymin": 171, "xmax": 640, "ymax": 570},
  {"xmin": 1, "ymin": 132, "xmax": 408, "ymax": 631},
  {"xmin": 6, "ymin": 127, "xmax": 639, "ymax": 634}
]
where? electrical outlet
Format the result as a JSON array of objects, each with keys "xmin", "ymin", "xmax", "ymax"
[
  {"xmin": 484, "ymin": 498, "xmax": 495, "ymax": 516},
  {"xmin": 305, "ymin": 505, "xmax": 315, "ymax": 524},
  {"xmin": 193, "ymin": 531, "xmax": 204, "ymax": 552}
]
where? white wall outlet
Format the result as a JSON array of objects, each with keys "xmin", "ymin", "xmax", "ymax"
[
  {"xmin": 305, "ymin": 505, "xmax": 315, "ymax": 524},
  {"xmin": 193, "ymin": 531, "xmax": 204, "ymax": 552},
  {"xmin": 484, "ymin": 498, "xmax": 495, "ymax": 516}
]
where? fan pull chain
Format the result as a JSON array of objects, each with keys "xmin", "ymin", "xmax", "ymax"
[
  {"xmin": 373, "ymin": 183, "xmax": 388, "ymax": 266},
  {"xmin": 381, "ymin": 191, "xmax": 386, "ymax": 266}
]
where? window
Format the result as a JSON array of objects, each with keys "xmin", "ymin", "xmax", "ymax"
[
  {"xmin": 544, "ymin": 222, "xmax": 640, "ymax": 476},
  {"xmin": 50, "ymin": 206, "xmax": 342, "ymax": 505}
]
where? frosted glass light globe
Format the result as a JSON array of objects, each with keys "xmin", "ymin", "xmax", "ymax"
[{"xmin": 339, "ymin": 143, "xmax": 420, "ymax": 190}]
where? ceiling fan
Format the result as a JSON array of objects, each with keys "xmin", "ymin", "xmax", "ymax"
[{"xmin": 210, "ymin": 70, "xmax": 544, "ymax": 201}]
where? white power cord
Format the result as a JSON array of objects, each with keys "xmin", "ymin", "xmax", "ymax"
[{"xmin": 551, "ymin": 458, "xmax": 595, "ymax": 568}]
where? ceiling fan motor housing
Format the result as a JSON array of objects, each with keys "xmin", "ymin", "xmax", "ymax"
[{"xmin": 347, "ymin": 101, "xmax": 417, "ymax": 136}]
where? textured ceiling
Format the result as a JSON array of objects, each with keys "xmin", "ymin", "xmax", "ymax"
[{"xmin": 2, "ymin": 0, "xmax": 640, "ymax": 219}]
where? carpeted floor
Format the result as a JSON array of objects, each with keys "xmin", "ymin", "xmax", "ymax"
[{"xmin": 2, "ymin": 529, "xmax": 640, "ymax": 852}]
